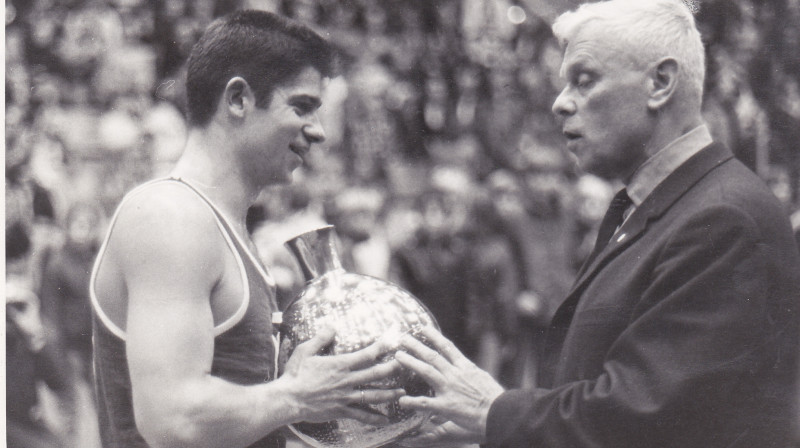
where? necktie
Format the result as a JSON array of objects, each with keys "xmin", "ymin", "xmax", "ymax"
[
  {"xmin": 593, "ymin": 188, "xmax": 633, "ymax": 254},
  {"xmin": 578, "ymin": 188, "xmax": 632, "ymax": 276}
]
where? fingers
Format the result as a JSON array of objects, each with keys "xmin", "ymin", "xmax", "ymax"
[
  {"xmin": 398, "ymin": 421, "xmax": 465, "ymax": 447},
  {"xmin": 337, "ymin": 336, "xmax": 397, "ymax": 370},
  {"xmin": 394, "ymin": 352, "xmax": 446, "ymax": 391},
  {"xmin": 398, "ymin": 334, "xmax": 451, "ymax": 373},
  {"xmin": 429, "ymin": 414, "xmax": 448, "ymax": 426},
  {"xmin": 347, "ymin": 388, "xmax": 405, "ymax": 406},
  {"xmin": 416, "ymin": 327, "xmax": 469, "ymax": 367},
  {"xmin": 397, "ymin": 395, "xmax": 443, "ymax": 414},
  {"xmin": 397, "ymin": 395, "xmax": 456, "ymax": 420},
  {"xmin": 347, "ymin": 358, "xmax": 401, "ymax": 385},
  {"xmin": 295, "ymin": 326, "xmax": 336, "ymax": 357},
  {"xmin": 337, "ymin": 405, "xmax": 391, "ymax": 426},
  {"xmin": 394, "ymin": 351, "xmax": 445, "ymax": 389}
]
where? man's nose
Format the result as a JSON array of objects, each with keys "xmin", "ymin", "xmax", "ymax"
[
  {"xmin": 302, "ymin": 114, "xmax": 326, "ymax": 144},
  {"xmin": 552, "ymin": 88, "xmax": 576, "ymax": 117}
]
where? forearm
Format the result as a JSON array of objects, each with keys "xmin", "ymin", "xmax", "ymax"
[
  {"xmin": 136, "ymin": 374, "xmax": 302, "ymax": 448},
  {"xmin": 133, "ymin": 334, "xmax": 402, "ymax": 448}
]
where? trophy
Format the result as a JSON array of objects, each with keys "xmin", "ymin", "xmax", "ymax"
[{"xmin": 278, "ymin": 226, "xmax": 438, "ymax": 448}]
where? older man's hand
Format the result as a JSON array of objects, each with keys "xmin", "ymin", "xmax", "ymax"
[
  {"xmin": 400, "ymin": 418, "xmax": 480, "ymax": 447},
  {"xmin": 395, "ymin": 327, "xmax": 505, "ymax": 446}
]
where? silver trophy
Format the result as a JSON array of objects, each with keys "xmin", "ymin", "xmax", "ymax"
[{"xmin": 278, "ymin": 226, "xmax": 438, "ymax": 448}]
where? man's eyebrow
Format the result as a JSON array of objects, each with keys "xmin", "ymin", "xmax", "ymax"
[
  {"xmin": 287, "ymin": 94, "xmax": 322, "ymax": 108},
  {"xmin": 563, "ymin": 59, "xmax": 595, "ymax": 78}
]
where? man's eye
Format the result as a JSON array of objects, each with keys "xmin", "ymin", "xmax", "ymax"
[
  {"xmin": 575, "ymin": 74, "xmax": 594, "ymax": 88},
  {"xmin": 294, "ymin": 104, "xmax": 316, "ymax": 116}
]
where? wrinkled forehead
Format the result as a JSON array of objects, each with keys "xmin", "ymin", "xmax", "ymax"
[{"xmin": 559, "ymin": 23, "xmax": 644, "ymax": 77}]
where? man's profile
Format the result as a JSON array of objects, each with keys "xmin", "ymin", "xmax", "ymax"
[
  {"xmin": 391, "ymin": 1, "xmax": 800, "ymax": 447},
  {"xmin": 91, "ymin": 10, "xmax": 402, "ymax": 448}
]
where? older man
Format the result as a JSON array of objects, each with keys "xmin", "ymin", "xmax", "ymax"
[{"xmin": 393, "ymin": 1, "xmax": 800, "ymax": 447}]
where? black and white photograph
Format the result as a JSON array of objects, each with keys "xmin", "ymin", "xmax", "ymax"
[{"xmin": 5, "ymin": 0, "xmax": 800, "ymax": 447}]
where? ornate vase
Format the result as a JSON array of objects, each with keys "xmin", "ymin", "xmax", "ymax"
[{"xmin": 278, "ymin": 225, "xmax": 438, "ymax": 448}]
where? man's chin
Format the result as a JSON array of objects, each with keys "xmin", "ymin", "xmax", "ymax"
[
  {"xmin": 262, "ymin": 170, "xmax": 296, "ymax": 187},
  {"xmin": 568, "ymin": 146, "xmax": 599, "ymax": 174},
  {"xmin": 284, "ymin": 161, "xmax": 305, "ymax": 179},
  {"xmin": 576, "ymin": 158, "xmax": 618, "ymax": 181},
  {"xmin": 585, "ymin": 166, "xmax": 618, "ymax": 181},
  {"xmin": 283, "ymin": 170, "xmax": 297, "ymax": 184}
]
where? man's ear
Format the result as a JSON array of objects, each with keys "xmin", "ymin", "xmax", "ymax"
[
  {"xmin": 223, "ymin": 77, "xmax": 254, "ymax": 119},
  {"xmin": 647, "ymin": 58, "xmax": 679, "ymax": 111}
]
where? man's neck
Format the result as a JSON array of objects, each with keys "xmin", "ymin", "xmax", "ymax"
[
  {"xmin": 624, "ymin": 123, "xmax": 712, "ymax": 206},
  {"xmin": 644, "ymin": 112, "xmax": 705, "ymax": 160},
  {"xmin": 170, "ymin": 128, "xmax": 259, "ymax": 229},
  {"xmin": 620, "ymin": 108, "xmax": 704, "ymax": 184}
]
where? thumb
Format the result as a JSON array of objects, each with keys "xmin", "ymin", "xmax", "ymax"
[{"xmin": 298, "ymin": 325, "xmax": 336, "ymax": 356}]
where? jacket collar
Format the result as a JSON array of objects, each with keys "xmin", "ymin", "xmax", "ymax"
[
  {"xmin": 556, "ymin": 142, "xmax": 734, "ymax": 320},
  {"xmin": 626, "ymin": 125, "xmax": 713, "ymax": 208}
]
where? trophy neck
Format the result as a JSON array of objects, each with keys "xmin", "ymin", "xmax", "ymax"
[{"xmin": 284, "ymin": 225, "xmax": 344, "ymax": 282}]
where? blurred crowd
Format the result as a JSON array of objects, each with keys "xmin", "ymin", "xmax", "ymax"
[{"xmin": 6, "ymin": 0, "xmax": 800, "ymax": 446}]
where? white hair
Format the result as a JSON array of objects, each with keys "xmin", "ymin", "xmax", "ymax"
[{"xmin": 552, "ymin": 0, "xmax": 706, "ymax": 102}]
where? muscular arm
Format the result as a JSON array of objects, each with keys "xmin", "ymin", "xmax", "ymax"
[{"xmin": 112, "ymin": 188, "xmax": 401, "ymax": 448}]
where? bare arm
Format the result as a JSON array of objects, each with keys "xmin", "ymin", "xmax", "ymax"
[{"xmin": 114, "ymin": 188, "xmax": 402, "ymax": 448}]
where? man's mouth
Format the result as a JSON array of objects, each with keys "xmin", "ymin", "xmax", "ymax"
[
  {"xmin": 563, "ymin": 130, "xmax": 581, "ymax": 142},
  {"xmin": 290, "ymin": 144, "xmax": 309, "ymax": 160}
]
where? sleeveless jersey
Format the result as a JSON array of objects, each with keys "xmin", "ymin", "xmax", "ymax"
[{"xmin": 90, "ymin": 178, "xmax": 284, "ymax": 448}]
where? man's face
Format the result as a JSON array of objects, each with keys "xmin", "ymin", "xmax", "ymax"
[
  {"xmin": 242, "ymin": 66, "xmax": 326, "ymax": 185},
  {"xmin": 552, "ymin": 26, "xmax": 654, "ymax": 181},
  {"xmin": 68, "ymin": 209, "xmax": 97, "ymax": 248}
]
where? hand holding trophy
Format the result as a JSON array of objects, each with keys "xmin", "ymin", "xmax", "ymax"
[{"xmin": 278, "ymin": 226, "xmax": 439, "ymax": 448}]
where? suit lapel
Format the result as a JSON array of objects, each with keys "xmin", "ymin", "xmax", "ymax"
[{"xmin": 551, "ymin": 143, "xmax": 734, "ymax": 327}]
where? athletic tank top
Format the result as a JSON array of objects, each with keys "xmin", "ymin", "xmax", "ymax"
[{"xmin": 91, "ymin": 178, "xmax": 284, "ymax": 448}]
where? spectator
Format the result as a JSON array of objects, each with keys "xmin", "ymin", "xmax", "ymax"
[
  {"xmin": 480, "ymin": 169, "xmax": 574, "ymax": 388},
  {"xmin": 391, "ymin": 167, "xmax": 476, "ymax": 359},
  {"xmin": 251, "ymin": 179, "xmax": 328, "ymax": 309},
  {"xmin": 40, "ymin": 201, "xmax": 105, "ymax": 448},
  {"xmin": 326, "ymin": 185, "xmax": 392, "ymax": 280},
  {"xmin": 6, "ymin": 129, "xmax": 63, "ymax": 292},
  {"xmin": 7, "ymin": 223, "xmax": 73, "ymax": 448},
  {"xmin": 465, "ymin": 182, "xmax": 526, "ymax": 387}
]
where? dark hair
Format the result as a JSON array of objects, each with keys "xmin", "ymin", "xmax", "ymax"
[
  {"xmin": 185, "ymin": 10, "xmax": 336, "ymax": 127},
  {"xmin": 6, "ymin": 221, "xmax": 31, "ymax": 261}
]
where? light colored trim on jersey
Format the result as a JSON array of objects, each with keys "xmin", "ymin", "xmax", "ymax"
[
  {"xmin": 89, "ymin": 178, "xmax": 250, "ymax": 340},
  {"xmin": 90, "ymin": 179, "xmax": 162, "ymax": 341},
  {"xmin": 168, "ymin": 178, "xmax": 251, "ymax": 336},
  {"xmin": 175, "ymin": 178, "xmax": 278, "ymax": 299}
]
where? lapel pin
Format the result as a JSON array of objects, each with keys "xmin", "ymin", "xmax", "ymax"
[{"xmin": 617, "ymin": 233, "xmax": 627, "ymax": 243}]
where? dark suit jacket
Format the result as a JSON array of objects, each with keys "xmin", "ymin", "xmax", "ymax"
[{"xmin": 485, "ymin": 143, "xmax": 800, "ymax": 447}]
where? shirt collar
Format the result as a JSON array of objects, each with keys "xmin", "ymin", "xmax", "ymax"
[{"xmin": 626, "ymin": 124, "xmax": 713, "ymax": 207}]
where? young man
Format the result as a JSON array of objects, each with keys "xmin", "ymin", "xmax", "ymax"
[
  {"xmin": 392, "ymin": 1, "xmax": 800, "ymax": 447},
  {"xmin": 91, "ymin": 11, "xmax": 402, "ymax": 448}
]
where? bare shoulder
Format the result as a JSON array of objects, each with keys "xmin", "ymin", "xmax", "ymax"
[{"xmin": 106, "ymin": 182, "xmax": 225, "ymax": 287}]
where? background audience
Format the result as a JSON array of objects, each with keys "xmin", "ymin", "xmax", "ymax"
[{"xmin": 6, "ymin": 0, "xmax": 800, "ymax": 445}]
